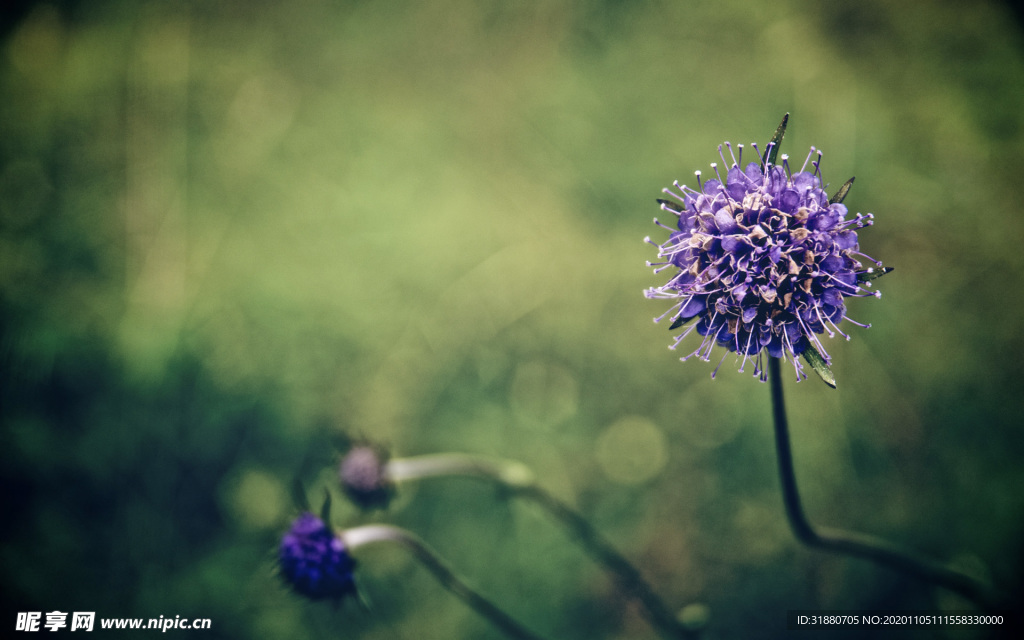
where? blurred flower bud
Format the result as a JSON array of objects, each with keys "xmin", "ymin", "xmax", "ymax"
[{"xmin": 340, "ymin": 445, "xmax": 394, "ymax": 510}]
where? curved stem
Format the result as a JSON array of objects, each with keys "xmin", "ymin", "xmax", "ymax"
[
  {"xmin": 768, "ymin": 357, "xmax": 1006, "ymax": 610},
  {"xmin": 515, "ymin": 485, "xmax": 692, "ymax": 639},
  {"xmin": 386, "ymin": 454, "xmax": 536, "ymax": 489},
  {"xmin": 386, "ymin": 456, "xmax": 694, "ymax": 639},
  {"xmin": 343, "ymin": 525, "xmax": 545, "ymax": 640}
]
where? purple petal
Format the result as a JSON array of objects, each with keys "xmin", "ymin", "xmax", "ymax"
[
  {"xmin": 778, "ymin": 188, "xmax": 800, "ymax": 211},
  {"xmin": 702, "ymin": 179, "xmax": 724, "ymax": 197},
  {"xmin": 765, "ymin": 166, "xmax": 787, "ymax": 197},
  {"xmin": 833, "ymin": 270, "xmax": 857, "ymax": 288},
  {"xmin": 791, "ymin": 172, "xmax": 819, "ymax": 191},
  {"xmin": 714, "ymin": 208, "xmax": 739, "ymax": 233},
  {"xmin": 821, "ymin": 288, "xmax": 843, "ymax": 307},
  {"xmin": 835, "ymin": 230, "xmax": 858, "ymax": 250},
  {"xmin": 744, "ymin": 162, "xmax": 762, "ymax": 183},
  {"xmin": 812, "ymin": 210, "xmax": 839, "ymax": 231},
  {"xmin": 821, "ymin": 254, "xmax": 844, "ymax": 272},
  {"xmin": 727, "ymin": 166, "xmax": 751, "ymax": 200},
  {"xmin": 721, "ymin": 235, "xmax": 751, "ymax": 253},
  {"xmin": 679, "ymin": 295, "xmax": 707, "ymax": 318}
]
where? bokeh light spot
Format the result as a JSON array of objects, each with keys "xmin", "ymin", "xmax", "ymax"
[
  {"xmin": 228, "ymin": 469, "xmax": 287, "ymax": 530},
  {"xmin": 595, "ymin": 416, "xmax": 668, "ymax": 485}
]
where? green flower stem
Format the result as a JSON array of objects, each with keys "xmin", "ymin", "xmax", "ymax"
[
  {"xmin": 386, "ymin": 455, "xmax": 695, "ymax": 640},
  {"xmin": 386, "ymin": 454, "xmax": 536, "ymax": 489},
  {"xmin": 768, "ymin": 357, "xmax": 1005, "ymax": 610},
  {"xmin": 343, "ymin": 524, "xmax": 545, "ymax": 640}
]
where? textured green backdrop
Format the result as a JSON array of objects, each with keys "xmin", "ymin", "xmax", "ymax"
[{"xmin": 2, "ymin": 1, "xmax": 1023, "ymax": 638}]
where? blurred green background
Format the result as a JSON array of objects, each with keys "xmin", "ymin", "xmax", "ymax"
[{"xmin": 2, "ymin": 0, "xmax": 1023, "ymax": 638}]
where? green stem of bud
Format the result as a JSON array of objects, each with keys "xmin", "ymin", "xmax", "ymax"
[
  {"xmin": 385, "ymin": 454, "xmax": 696, "ymax": 639},
  {"xmin": 343, "ymin": 525, "xmax": 545, "ymax": 640}
]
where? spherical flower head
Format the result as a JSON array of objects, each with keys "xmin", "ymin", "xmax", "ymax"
[
  {"xmin": 340, "ymin": 444, "xmax": 395, "ymax": 510},
  {"xmin": 645, "ymin": 140, "xmax": 884, "ymax": 381},
  {"xmin": 279, "ymin": 512, "xmax": 356, "ymax": 600}
]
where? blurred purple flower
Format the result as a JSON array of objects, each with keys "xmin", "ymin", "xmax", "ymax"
[
  {"xmin": 340, "ymin": 444, "xmax": 394, "ymax": 510},
  {"xmin": 279, "ymin": 513, "xmax": 356, "ymax": 600},
  {"xmin": 645, "ymin": 141, "xmax": 883, "ymax": 381}
]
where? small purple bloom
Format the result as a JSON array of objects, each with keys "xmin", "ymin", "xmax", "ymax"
[
  {"xmin": 340, "ymin": 445, "xmax": 394, "ymax": 510},
  {"xmin": 645, "ymin": 138, "xmax": 883, "ymax": 381},
  {"xmin": 279, "ymin": 513, "xmax": 356, "ymax": 600}
]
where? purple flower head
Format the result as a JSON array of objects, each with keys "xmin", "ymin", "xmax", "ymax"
[
  {"xmin": 279, "ymin": 512, "xmax": 356, "ymax": 600},
  {"xmin": 340, "ymin": 444, "xmax": 395, "ymax": 510},
  {"xmin": 645, "ymin": 128, "xmax": 885, "ymax": 382}
]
